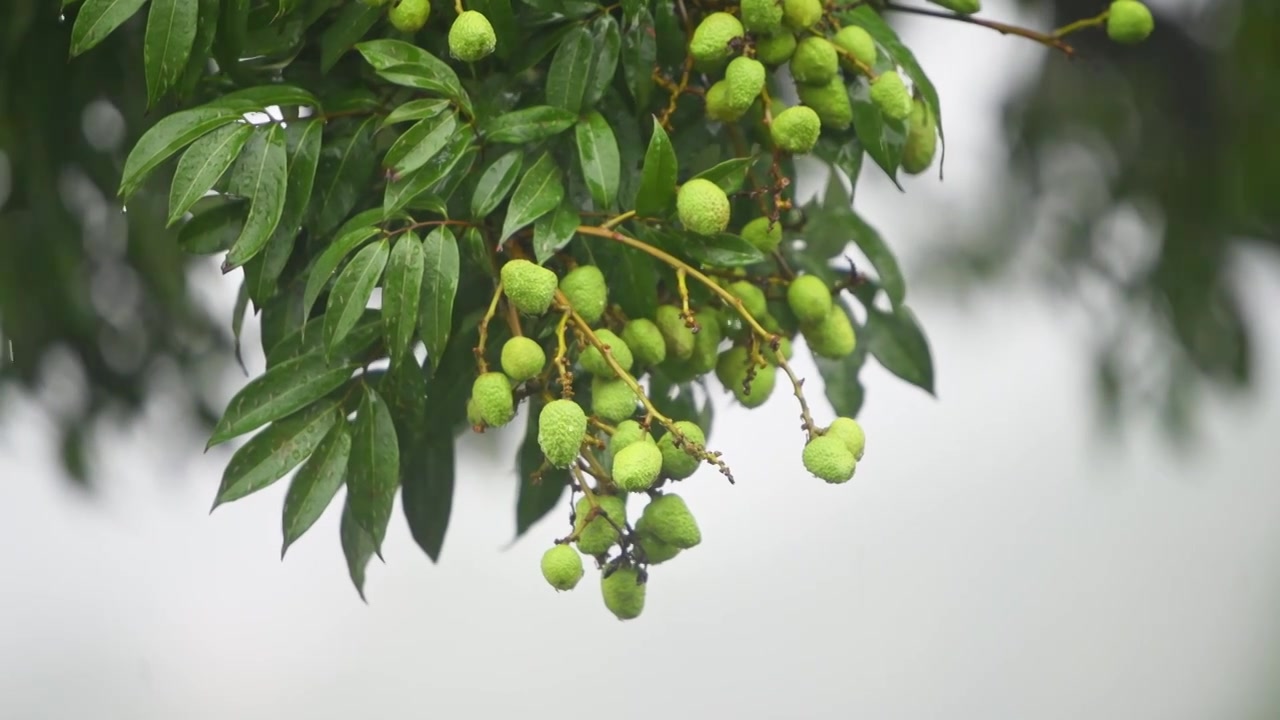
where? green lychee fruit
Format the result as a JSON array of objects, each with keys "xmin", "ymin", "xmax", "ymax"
[
  {"xmin": 735, "ymin": 360, "xmax": 775, "ymax": 407},
  {"xmin": 741, "ymin": 216, "xmax": 782, "ymax": 254},
  {"xmin": 448, "ymin": 10, "xmax": 497, "ymax": 61},
  {"xmin": 925, "ymin": 0, "xmax": 980, "ymax": 14},
  {"xmin": 1107, "ymin": 0, "xmax": 1153, "ymax": 44},
  {"xmin": 559, "ymin": 265, "xmax": 608, "ymax": 324},
  {"xmin": 685, "ymin": 308, "xmax": 723, "ymax": 374},
  {"xmin": 797, "ymin": 75, "xmax": 853, "ymax": 130},
  {"xmin": 656, "ymin": 305, "xmax": 695, "ymax": 360},
  {"xmin": 764, "ymin": 335, "xmax": 794, "ymax": 364},
  {"xmin": 638, "ymin": 493, "xmax": 701, "ymax": 548},
  {"xmin": 540, "ymin": 544, "xmax": 584, "ymax": 591},
  {"xmin": 500, "ymin": 259, "xmax": 557, "ymax": 315},
  {"xmin": 770, "ymin": 106, "xmax": 822, "ymax": 154},
  {"xmin": 635, "ymin": 530, "xmax": 681, "ymax": 564},
  {"xmin": 803, "ymin": 305, "xmax": 856, "ymax": 359},
  {"xmin": 656, "ymin": 420, "xmax": 706, "ymax": 480},
  {"xmin": 388, "ymin": 0, "xmax": 429, "ymax": 32},
  {"xmin": 802, "ymin": 435, "xmax": 856, "ymax": 483},
  {"xmin": 609, "ymin": 419, "xmax": 653, "ymax": 456},
  {"xmin": 782, "ymin": 0, "xmax": 822, "ymax": 30},
  {"xmin": 500, "ymin": 336, "xmax": 546, "ymax": 382},
  {"xmin": 579, "ymin": 328, "xmax": 634, "ymax": 377},
  {"xmin": 825, "ymin": 416, "xmax": 865, "ymax": 460},
  {"xmin": 755, "ymin": 32, "xmax": 798, "ymax": 66},
  {"xmin": 466, "ymin": 397, "xmax": 483, "ymax": 427},
  {"xmin": 591, "ymin": 376, "xmax": 638, "ymax": 423},
  {"xmin": 538, "ymin": 399, "xmax": 587, "ymax": 468},
  {"xmin": 741, "ymin": 0, "xmax": 784, "ymax": 33},
  {"xmin": 789, "ymin": 36, "xmax": 839, "ymax": 85},
  {"xmin": 714, "ymin": 344, "xmax": 751, "ymax": 393},
  {"xmin": 677, "ymin": 178, "xmax": 731, "ymax": 236},
  {"xmin": 786, "ymin": 274, "xmax": 833, "ymax": 325},
  {"xmin": 832, "ymin": 25, "xmax": 876, "ymax": 68},
  {"xmin": 725, "ymin": 57, "xmax": 767, "ymax": 113},
  {"xmin": 622, "ymin": 318, "xmax": 667, "ymax": 368},
  {"xmin": 705, "ymin": 81, "xmax": 746, "ymax": 122},
  {"xmin": 612, "ymin": 439, "xmax": 663, "ymax": 492},
  {"xmin": 574, "ymin": 494, "xmax": 626, "ymax": 555},
  {"xmin": 470, "ymin": 372, "xmax": 514, "ymax": 427},
  {"xmin": 600, "ymin": 564, "xmax": 645, "ymax": 620},
  {"xmin": 689, "ymin": 12, "xmax": 744, "ymax": 65},
  {"xmin": 728, "ymin": 280, "xmax": 768, "ymax": 319},
  {"xmin": 870, "ymin": 70, "xmax": 911, "ymax": 121},
  {"xmin": 902, "ymin": 98, "xmax": 938, "ymax": 175}
]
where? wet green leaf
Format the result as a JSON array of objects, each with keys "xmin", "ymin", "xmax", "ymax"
[
  {"xmin": 214, "ymin": 400, "xmax": 339, "ymax": 508},
  {"xmin": 208, "ymin": 354, "xmax": 356, "ymax": 447},
  {"xmin": 323, "ymin": 239, "xmax": 389, "ymax": 357},
  {"xmin": 419, "ymin": 227, "xmax": 459, "ymax": 371},
  {"xmin": 383, "ymin": 232, "xmax": 426, "ymax": 362},
  {"xmin": 500, "ymin": 151, "xmax": 564, "ymax": 242},
  {"xmin": 575, "ymin": 111, "xmax": 621, "ymax": 210}
]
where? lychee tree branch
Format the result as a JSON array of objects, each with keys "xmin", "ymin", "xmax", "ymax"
[{"xmin": 878, "ymin": 1, "xmax": 1077, "ymax": 58}]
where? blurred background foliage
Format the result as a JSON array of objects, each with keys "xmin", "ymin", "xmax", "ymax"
[{"xmin": 1, "ymin": 0, "xmax": 1274, "ymax": 483}]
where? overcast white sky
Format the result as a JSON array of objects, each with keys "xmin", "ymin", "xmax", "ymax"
[{"xmin": 3, "ymin": 1, "xmax": 1280, "ymax": 718}]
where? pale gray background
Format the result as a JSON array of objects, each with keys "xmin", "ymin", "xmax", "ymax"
[{"xmin": 4, "ymin": 1, "xmax": 1279, "ymax": 718}]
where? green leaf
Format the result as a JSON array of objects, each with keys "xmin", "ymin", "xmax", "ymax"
[
  {"xmin": 347, "ymin": 386, "xmax": 401, "ymax": 555},
  {"xmin": 307, "ymin": 116, "xmax": 377, "ymax": 237},
  {"xmin": 621, "ymin": 9, "xmax": 656, "ymax": 109},
  {"xmin": 213, "ymin": 400, "xmax": 339, "ymax": 509},
  {"xmin": 383, "ymin": 233, "xmax": 426, "ymax": 362},
  {"xmin": 382, "ymin": 125, "xmax": 475, "ymax": 217},
  {"xmin": 167, "ymin": 121, "xmax": 253, "ymax": 226},
  {"xmin": 470, "ymin": 150, "xmax": 523, "ymax": 219},
  {"xmin": 382, "ymin": 112, "xmax": 457, "ymax": 176},
  {"xmin": 595, "ymin": 237, "xmax": 658, "ymax": 320},
  {"xmin": 208, "ymin": 354, "xmax": 356, "ymax": 447},
  {"xmin": 583, "ymin": 15, "xmax": 621, "ymax": 108},
  {"xmin": 212, "ymin": 84, "xmax": 321, "ymax": 113},
  {"xmin": 355, "ymin": 40, "xmax": 471, "ymax": 115},
  {"xmin": 224, "ymin": 124, "xmax": 289, "ymax": 269},
  {"xmin": 480, "ymin": 106, "xmax": 577, "ymax": 145},
  {"xmin": 232, "ymin": 280, "xmax": 250, "ymax": 372},
  {"xmin": 814, "ymin": 348, "xmax": 867, "ymax": 420},
  {"xmin": 339, "ymin": 500, "xmax": 377, "ymax": 601},
  {"xmin": 418, "ymin": 227, "xmax": 460, "ymax": 371},
  {"xmin": 282, "ymin": 418, "xmax": 351, "ymax": 556},
  {"xmin": 319, "ymin": 0, "xmax": 380, "ymax": 73},
  {"xmin": 635, "ymin": 120, "xmax": 677, "ymax": 218},
  {"xmin": 468, "ymin": 0, "xmax": 515, "ymax": 58},
  {"xmin": 515, "ymin": 406, "xmax": 568, "ymax": 538},
  {"xmin": 691, "ymin": 156, "xmax": 756, "ymax": 194},
  {"xmin": 574, "ymin": 111, "xmax": 621, "ymax": 210},
  {"xmin": 324, "ymin": 239, "xmax": 389, "ymax": 357},
  {"xmin": 864, "ymin": 304, "xmax": 934, "ymax": 395},
  {"xmin": 544, "ymin": 25, "xmax": 593, "ymax": 113},
  {"xmin": 70, "ymin": 0, "xmax": 148, "ymax": 56},
  {"xmin": 302, "ymin": 224, "xmax": 380, "ymax": 320},
  {"xmin": 401, "ymin": 407, "xmax": 455, "ymax": 562},
  {"xmin": 177, "ymin": 0, "xmax": 218, "ymax": 99},
  {"xmin": 686, "ymin": 232, "xmax": 767, "ymax": 267},
  {"xmin": 119, "ymin": 107, "xmax": 242, "ymax": 199},
  {"xmin": 382, "ymin": 98, "xmax": 451, "ymax": 129},
  {"xmin": 814, "ymin": 134, "xmax": 865, "ymax": 198},
  {"xmin": 252, "ymin": 120, "xmax": 324, "ymax": 299},
  {"xmin": 267, "ymin": 310, "xmax": 382, "ymax": 369},
  {"xmin": 848, "ymin": 211, "xmax": 906, "ymax": 307},
  {"xmin": 178, "ymin": 199, "xmax": 245, "ymax": 255},
  {"xmin": 144, "ymin": 0, "xmax": 198, "ymax": 106},
  {"xmin": 850, "ymin": 76, "xmax": 907, "ymax": 188},
  {"xmin": 533, "ymin": 198, "xmax": 580, "ymax": 264},
  {"xmin": 500, "ymin": 151, "xmax": 563, "ymax": 242}
]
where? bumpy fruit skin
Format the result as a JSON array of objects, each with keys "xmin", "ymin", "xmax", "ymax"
[
  {"xmin": 636, "ymin": 530, "xmax": 681, "ymax": 564},
  {"xmin": 579, "ymin": 329, "xmax": 634, "ymax": 377},
  {"xmin": 448, "ymin": 10, "xmax": 497, "ymax": 61},
  {"xmin": 782, "ymin": 0, "xmax": 822, "ymax": 30},
  {"xmin": 685, "ymin": 308, "xmax": 723, "ymax": 375},
  {"xmin": 677, "ymin": 179, "xmax": 731, "ymax": 236},
  {"xmin": 802, "ymin": 435, "xmax": 856, "ymax": 483},
  {"xmin": 609, "ymin": 419, "xmax": 653, "ymax": 456},
  {"xmin": 770, "ymin": 106, "xmax": 822, "ymax": 154},
  {"xmin": 755, "ymin": 32, "xmax": 798, "ymax": 66},
  {"xmin": 622, "ymin": 319, "xmax": 667, "ymax": 368},
  {"xmin": 797, "ymin": 75, "xmax": 853, "ymax": 130},
  {"xmin": 1107, "ymin": 0, "xmax": 1153, "ymax": 44},
  {"xmin": 926, "ymin": 0, "xmax": 980, "ymax": 13},
  {"xmin": 656, "ymin": 420, "xmax": 706, "ymax": 480},
  {"xmin": 574, "ymin": 495, "xmax": 626, "ymax": 555},
  {"xmin": 804, "ymin": 306, "xmax": 856, "ymax": 359},
  {"xmin": 656, "ymin": 305, "xmax": 695, "ymax": 360},
  {"xmin": 826, "ymin": 416, "xmax": 865, "ymax": 460},
  {"xmin": 500, "ymin": 336, "xmax": 546, "ymax": 382},
  {"xmin": 466, "ymin": 398, "xmax": 483, "ymax": 427},
  {"xmin": 612, "ymin": 440, "xmax": 663, "ymax": 492},
  {"xmin": 902, "ymin": 98, "xmax": 938, "ymax": 175},
  {"xmin": 600, "ymin": 564, "xmax": 645, "ymax": 620},
  {"xmin": 715, "ymin": 345, "xmax": 750, "ymax": 393},
  {"xmin": 786, "ymin": 275, "xmax": 833, "ymax": 325},
  {"xmin": 735, "ymin": 361, "xmax": 776, "ymax": 407},
  {"xmin": 705, "ymin": 81, "xmax": 746, "ymax": 122},
  {"xmin": 388, "ymin": 0, "xmax": 429, "ymax": 32},
  {"xmin": 789, "ymin": 37, "xmax": 839, "ymax": 85},
  {"xmin": 559, "ymin": 265, "xmax": 608, "ymax": 323},
  {"xmin": 741, "ymin": 0, "xmax": 784, "ymax": 33},
  {"xmin": 591, "ymin": 376, "xmax": 638, "ymax": 423},
  {"xmin": 538, "ymin": 399, "xmax": 587, "ymax": 468},
  {"xmin": 725, "ymin": 57, "xmax": 767, "ymax": 113},
  {"xmin": 541, "ymin": 544, "xmax": 584, "ymax": 591},
  {"xmin": 501, "ymin": 259, "xmax": 557, "ymax": 315},
  {"xmin": 471, "ymin": 372, "xmax": 515, "ymax": 427},
  {"xmin": 870, "ymin": 71, "xmax": 912, "ymax": 121},
  {"xmin": 832, "ymin": 26, "xmax": 876, "ymax": 68},
  {"xmin": 689, "ymin": 12, "xmax": 744, "ymax": 65},
  {"xmin": 729, "ymin": 281, "xmax": 768, "ymax": 319},
  {"xmin": 741, "ymin": 216, "xmax": 782, "ymax": 254},
  {"xmin": 639, "ymin": 494, "xmax": 701, "ymax": 548}
]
